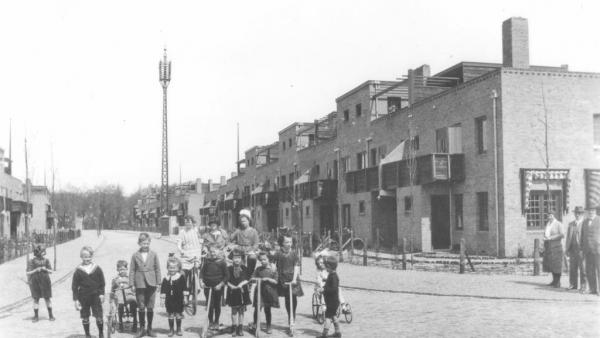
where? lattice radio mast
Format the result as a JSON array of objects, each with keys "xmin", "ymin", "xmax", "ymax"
[{"xmin": 159, "ymin": 48, "xmax": 171, "ymax": 216}]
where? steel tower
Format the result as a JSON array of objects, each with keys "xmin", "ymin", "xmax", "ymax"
[{"xmin": 159, "ymin": 48, "xmax": 171, "ymax": 216}]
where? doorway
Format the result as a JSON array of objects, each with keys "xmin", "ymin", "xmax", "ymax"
[{"xmin": 431, "ymin": 195, "xmax": 450, "ymax": 249}]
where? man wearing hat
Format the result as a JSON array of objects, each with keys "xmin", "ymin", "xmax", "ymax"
[
  {"xmin": 582, "ymin": 206, "xmax": 600, "ymax": 295},
  {"xmin": 566, "ymin": 206, "xmax": 586, "ymax": 291},
  {"xmin": 230, "ymin": 209, "xmax": 260, "ymax": 273}
]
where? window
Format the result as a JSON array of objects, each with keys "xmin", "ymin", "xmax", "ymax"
[
  {"xmin": 370, "ymin": 148, "xmax": 378, "ymax": 167},
  {"xmin": 341, "ymin": 156, "xmax": 349, "ymax": 175},
  {"xmin": 251, "ymin": 158, "xmax": 254, "ymax": 165},
  {"xmin": 378, "ymin": 145, "xmax": 387, "ymax": 160},
  {"xmin": 594, "ymin": 114, "xmax": 600, "ymax": 148},
  {"xmin": 355, "ymin": 103, "xmax": 362, "ymax": 117},
  {"xmin": 359, "ymin": 201, "xmax": 365, "ymax": 215},
  {"xmin": 436, "ymin": 128, "xmax": 448, "ymax": 153},
  {"xmin": 410, "ymin": 136, "xmax": 419, "ymax": 151},
  {"xmin": 387, "ymin": 97, "xmax": 402, "ymax": 113},
  {"xmin": 289, "ymin": 173, "xmax": 294, "ymax": 185},
  {"xmin": 476, "ymin": 116, "xmax": 488, "ymax": 154},
  {"xmin": 342, "ymin": 204, "xmax": 351, "ymax": 226},
  {"xmin": 281, "ymin": 175, "xmax": 287, "ymax": 187},
  {"xmin": 305, "ymin": 206, "xmax": 311, "ymax": 218},
  {"xmin": 333, "ymin": 160, "xmax": 338, "ymax": 179},
  {"xmin": 283, "ymin": 142, "xmax": 286, "ymax": 151},
  {"xmin": 526, "ymin": 190, "xmax": 562, "ymax": 229},
  {"xmin": 356, "ymin": 151, "xmax": 366, "ymax": 170},
  {"xmin": 289, "ymin": 138, "xmax": 292, "ymax": 147},
  {"xmin": 477, "ymin": 192, "xmax": 489, "ymax": 231},
  {"xmin": 343, "ymin": 109, "xmax": 349, "ymax": 122},
  {"xmin": 404, "ymin": 196, "xmax": 413, "ymax": 214},
  {"xmin": 285, "ymin": 208, "xmax": 289, "ymax": 219},
  {"xmin": 454, "ymin": 194, "xmax": 463, "ymax": 230},
  {"xmin": 448, "ymin": 124, "xmax": 462, "ymax": 154}
]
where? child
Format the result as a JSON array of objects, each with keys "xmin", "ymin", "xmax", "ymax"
[
  {"xmin": 110, "ymin": 260, "xmax": 138, "ymax": 333},
  {"xmin": 226, "ymin": 248, "xmax": 252, "ymax": 336},
  {"xmin": 315, "ymin": 255, "xmax": 347, "ymax": 312},
  {"xmin": 160, "ymin": 257, "xmax": 187, "ymax": 337},
  {"xmin": 129, "ymin": 232, "xmax": 161, "ymax": 338},
  {"xmin": 27, "ymin": 245, "xmax": 54, "ymax": 322},
  {"xmin": 200, "ymin": 243, "xmax": 229, "ymax": 331},
  {"xmin": 274, "ymin": 235, "xmax": 303, "ymax": 335},
  {"xmin": 251, "ymin": 251, "xmax": 279, "ymax": 335},
  {"xmin": 317, "ymin": 255, "xmax": 341, "ymax": 338},
  {"xmin": 72, "ymin": 246, "xmax": 106, "ymax": 338}
]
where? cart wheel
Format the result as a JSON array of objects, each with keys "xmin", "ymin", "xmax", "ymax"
[
  {"xmin": 344, "ymin": 303, "xmax": 353, "ymax": 323},
  {"xmin": 311, "ymin": 293, "xmax": 320, "ymax": 318},
  {"xmin": 185, "ymin": 273, "xmax": 197, "ymax": 316}
]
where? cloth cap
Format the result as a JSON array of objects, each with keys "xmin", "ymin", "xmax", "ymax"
[{"xmin": 574, "ymin": 206, "xmax": 585, "ymax": 214}]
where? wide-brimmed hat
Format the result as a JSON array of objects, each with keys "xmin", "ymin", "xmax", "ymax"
[
  {"xmin": 239, "ymin": 209, "xmax": 252, "ymax": 221},
  {"xmin": 574, "ymin": 206, "xmax": 585, "ymax": 214}
]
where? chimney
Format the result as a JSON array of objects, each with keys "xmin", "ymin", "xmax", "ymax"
[
  {"xmin": 502, "ymin": 17, "xmax": 529, "ymax": 69},
  {"xmin": 207, "ymin": 179, "xmax": 213, "ymax": 192},
  {"xmin": 220, "ymin": 175, "xmax": 226, "ymax": 186}
]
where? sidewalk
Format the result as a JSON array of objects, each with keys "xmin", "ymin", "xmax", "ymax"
[
  {"xmin": 0, "ymin": 230, "xmax": 105, "ymax": 311},
  {"xmin": 300, "ymin": 256, "xmax": 600, "ymax": 303}
]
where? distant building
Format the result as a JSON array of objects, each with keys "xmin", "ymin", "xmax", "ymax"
[{"xmin": 204, "ymin": 17, "xmax": 600, "ymax": 257}]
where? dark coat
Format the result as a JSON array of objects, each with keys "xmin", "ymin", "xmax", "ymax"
[{"xmin": 160, "ymin": 274, "xmax": 187, "ymax": 314}]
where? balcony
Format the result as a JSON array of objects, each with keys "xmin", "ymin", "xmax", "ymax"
[
  {"xmin": 295, "ymin": 179, "xmax": 337, "ymax": 200},
  {"xmin": 381, "ymin": 153, "xmax": 465, "ymax": 190},
  {"xmin": 345, "ymin": 167, "xmax": 379, "ymax": 193},
  {"xmin": 278, "ymin": 186, "xmax": 293, "ymax": 203},
  {"xmin": 254, "ymin": 191, "xmax": 279, "ymax": 207}
]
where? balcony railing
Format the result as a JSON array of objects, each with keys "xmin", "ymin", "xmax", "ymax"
[
  {"xmin": 253, "ymin": 191, "xmax": 279, "ymax": 207},
  {"xmin": 278, "ymin": 186, "xmax": 293, "ymax": 203},
  {"xmin": 345, "ymin": 167, "xmax": 379, "ymax": 193},
  {"xmin": 295, "ymin": 179, "xmax": 337, "ymax": 200},
  {"xmin": 380, "ymin": 153, "xmax": 464, "ymax": 190}
]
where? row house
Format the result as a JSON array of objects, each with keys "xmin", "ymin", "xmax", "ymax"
[{"xmin": 200, "ymin": 17, "xmax": 600, "ymax": 257}]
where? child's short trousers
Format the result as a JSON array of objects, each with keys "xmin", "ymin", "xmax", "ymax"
[
  {"xmin": 79, "ymin": 294, "xmax": 103, "ymax": 319},
  {"xmin": 136, "ymin": 286, "xmax": 157, "ymax": 309}
]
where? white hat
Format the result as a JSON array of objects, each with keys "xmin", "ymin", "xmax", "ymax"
[{"xmin": 239, "ymin": 209, "xmax": 252, "ymax": 221}]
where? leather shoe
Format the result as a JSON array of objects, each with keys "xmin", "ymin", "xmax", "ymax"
[{"xmin": 146, "ymin": 329, "xmax": 157, "ymax": 337}]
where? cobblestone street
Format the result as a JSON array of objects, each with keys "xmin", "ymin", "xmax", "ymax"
[{"xmin": 0, "ymin": 230, "xmax": 598, "ymax": 338}]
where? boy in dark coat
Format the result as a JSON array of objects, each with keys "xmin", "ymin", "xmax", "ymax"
[
  {"xmin": 200, "ymin": 243, "xmax": 229, "ymax": 330},
  {"xmin": 317, "ymin": 255, "xmax": 341, "ymax": 338},
  {"xmin": 72, "ymin": 246, "xmax": 106, "ymax": 338}
]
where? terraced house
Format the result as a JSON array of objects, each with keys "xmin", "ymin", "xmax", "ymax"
[{"xmin": 200, "ymin": 17, "xmax": 600, "ymax": 257}]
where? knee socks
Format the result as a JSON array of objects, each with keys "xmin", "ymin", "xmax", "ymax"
[
  {"xmin": 96, "ymin": 319, "xmax": 104, "ymax": 335},
  {"xmin": 138, "ymin": 310, "xmax": 146, "ymax": 328},
  {"xmin": 264, "ymin": 307, "xmax": 272, "ymax": 326},
  {"xmin": 47, "ymin": 307, "xmax": 53, "ymax": 318},
  {"xmin": 82, "ymin": 319, "xmax": 90, "ymax": 335},
  {"xmin": 33, "ymin": 309, "xmax": 38, "ymax": 319},
  {"xmin": 176, "ymin": 318, "xmax": 182, "ymax": 331},
  {"xmin": 147, "ymin": 309, "xmax": 154, "ymax": 329},
  {"xmin": 168, "ymin": 318, "xmax": 174, "ymax": 331},
  {"xmin": 285, "ymin": 295, "xmax": 297, "ymax": 322}
]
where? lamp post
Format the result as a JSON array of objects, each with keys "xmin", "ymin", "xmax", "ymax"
[{"xmin": 334, "ymin": 148, "xmax": 343, "ymax": 262}]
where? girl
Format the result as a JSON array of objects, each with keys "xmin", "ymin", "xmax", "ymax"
[
  {"xmin": 129, "ymin": 232, "xmax": 162, "ymax": 338},
  {"xmin": 160, "ymin": 257, "xmax": 187, "ymax": 337},
  {"xmin": 226, "ymin": 248, "xmax": 252, "ymax": 336},
  {"xmin": 315, "ymin": 255, "xmax": 347, "ymax": 312},
  {"xmin": 200, "ymin": 243, "xmax": 229, "ymax": 331},
  {"xmin": 72, "ymin": 246, "xmax": 106, "ymax": 338},
  {"xmin": 27, "ymin": 245, "xmax": 54, "ymax": 322},
  {"xmin": 110, "ymin": 260, "xmax": 137, "ymax": 333},
  {"xmin": 275, "ymin": 235, "xmax": 303, "ymax": 335},
  {"xmin": 317, "ymin": 255, "xmax": 341, "ymax": 338},
  {"xmin": 251, "ymin": 251, "xmax": 279, "ymax": 335}
]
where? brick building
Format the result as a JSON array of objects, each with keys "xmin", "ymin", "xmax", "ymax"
[{"xmin": 200, "ymin": 17, "xmax": 600, "ymax": 257}]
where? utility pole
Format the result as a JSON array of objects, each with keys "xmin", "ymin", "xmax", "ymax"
[
  {"xmin": 24, "ymin": 137, "xmax": 31, "ymax": 266},
  {"xmin": 159, "ymin": 48, "xmax": 172, "ymax": 217},
  {"xmin": 51, "ymin": 144, "xmax": 56, "ymax": 270}
]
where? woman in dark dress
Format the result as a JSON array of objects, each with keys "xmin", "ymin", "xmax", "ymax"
[
  {"xmin": 27, "ymin": 245, "xmax": 54, "ymax": 322},
  {"xmin": 250, "ymin": 252, "xmax": 279, "ymax": 334},
  {"xmin": 226, "ymin": 248, "xmax": 251, "ymax": 336}
]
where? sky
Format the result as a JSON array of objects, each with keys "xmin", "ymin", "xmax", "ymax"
[{"xmin": 0, "ymin": 0, "xmax": 598, "ymax": 194}]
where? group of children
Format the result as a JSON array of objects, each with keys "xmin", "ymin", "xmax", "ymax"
[{"xmin": 27, "ymin": 228, "xmax": 344, "ymax": 338}]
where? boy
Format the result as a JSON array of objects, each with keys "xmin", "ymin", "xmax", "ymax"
[
  {"xmin": 111, "ymin": 260, "xmax": 138, "ymax": 332},
  {"xmin": 317, "ymin": 255, "xmax": 341, "ymax": 338},
  {"xmin": 200, "ymin": 243, "xmax": 229, "ymax": 330},
  {"xmin": 72, "ymin": 246, "xmax": 106, "ymax": 338},
  {"xmin": 130, "ymin": 233, "xmax": 162, "ymax": 338}
]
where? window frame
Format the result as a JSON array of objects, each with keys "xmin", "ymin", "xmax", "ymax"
[
  {"xmin": 475, "ymin": 116, "xmax": 488, "ymax": 154},
  {"xmin": 477, "ymin": 192, "xmax": 489, "ymax": 231},
  {"xmin": 358, "ymin": 200, "xmax": 365, "ymax": 216},
  {"xmin": 454, "ymin": 194, "xmax": 463, "ymax": 230},
  {"xmin": 355, "ymin": 103, "xmax": 362, "ymax": 118}
]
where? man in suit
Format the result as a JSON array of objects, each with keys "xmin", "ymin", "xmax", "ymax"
[
  {"xmin": 566, "ymin": 206, "xmax": 586, "ymax": 291},
  {"xmin": 582, "ymin": 207, "xmax": 600, "ymax": 295}
]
